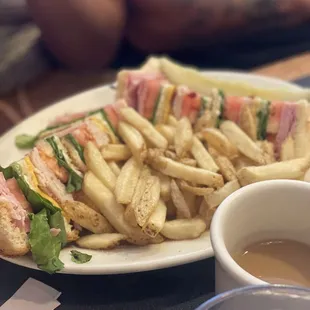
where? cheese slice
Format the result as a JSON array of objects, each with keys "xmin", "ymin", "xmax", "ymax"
[
  {"xmin": 89, "ymin": 116, "xmax": 118, "ymax": 144},
  {"xmin": 24, "ymin": 156, "xmax": 61, "ymax": 209}
]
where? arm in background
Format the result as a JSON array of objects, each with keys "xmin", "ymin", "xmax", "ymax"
[
  {"xmin": 27, "ymin": 0, "xmax": 126, "ymax": 70},
  {"xmin": 126, "ymin": 0, "xmax": 310, "ymax": 52}
]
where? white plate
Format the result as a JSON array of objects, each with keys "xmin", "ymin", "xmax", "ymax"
[{"xmin": 0, "ymin": 71, "xmax": 302, "ymax": 275}]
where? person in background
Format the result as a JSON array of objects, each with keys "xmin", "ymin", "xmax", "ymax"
[{"xmin": 1, "ymin": 0, "xmax": 310, "ymax": 94}]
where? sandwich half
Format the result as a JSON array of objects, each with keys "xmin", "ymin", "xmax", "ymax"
[{"xmin": 0, "ymin": 172, "xmax": 31, "ymax": 256}]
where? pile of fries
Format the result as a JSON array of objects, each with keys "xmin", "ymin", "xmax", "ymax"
[{"xmin": 64, "ymin": 107, "xmax": 310, "ymax": 250}]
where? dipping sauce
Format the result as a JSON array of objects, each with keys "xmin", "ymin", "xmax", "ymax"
[{"xmin": 233, "ymin": 239, "xmax": 310, "ymax": 287}]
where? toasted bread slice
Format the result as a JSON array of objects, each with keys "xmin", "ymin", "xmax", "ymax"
[{"xmin": 0, "ymin": 202, "xmax": 29, "ymax": 256}]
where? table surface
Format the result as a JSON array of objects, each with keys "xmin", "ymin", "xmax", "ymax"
[{"xmin": 0, "ymin": 53, "xmax": 310, "ymax": 310}]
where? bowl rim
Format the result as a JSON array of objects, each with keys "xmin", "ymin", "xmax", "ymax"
[{"xmin": 196, "ymin": 284, "xmax": 310, "ymax": 309}]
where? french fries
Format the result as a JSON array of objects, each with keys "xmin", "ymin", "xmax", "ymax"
[
  {"xmin": 168, "ymin": 115, "xmax": 178, "ymax": 127},
  {"xmin": 175, "ymin": 117, "xmax": 193, "ymax": 158},
  {"xmin": 108, "ymin": 161, "xmax": 121, "ymax": 176},
  {"xmin": 239, "ymin": 104, "xmax": 257, "ymax": 141},
  {"xmin": 179, "ymin": 180, "xmax": 214, "ymax": 196},
  {"xmin": 201, "ymin": 128, "xmax": 238, "ymax": 159},
  {"xmin": 220, "ymin": 121, "xmax": 265, "ymax": 164},
  {"xmin": 161, "ymin": 218, "xmax": 207, "ymax": 240},
  {"xmin": 124, "ymin": 204, "xmax": 138, "ymax": 227},
  {"xmin": 143, "ymin": 199, "xmax": 167, "ymax": 238},
  {"xmin": 118, "ymin": 121, "xmax": 146, "ymax": 163},
  {"xmin": 77, "ymin": 233, "xmax": 127, "ymax": 250},
  {"xmin": 152, "ymin": 171, "xmax": 171, "ymax": 201},
  {"xmin": 62, "ymin": 201, "xmax": 114, "ymax": 234},
  {"xmin": 101, "ymin": 144, "xmax": 131, "ymax": 161},
  {"xmin": 84, "ymin": 142, "xmax": 116, "ymax": 191},
  {"xmin": 83, "ymin": 171, "xmax": 164, "ymax": 245},
  {"xmin": 237, "ymin": 157, "xmax": 310, "ymax": 186},
  {"xmin": 155, "ymin": 124, "xmax": 176, "ymax": 145},
  {"xmin": 171, "ymin": 179, "xmax": 191, "ymax": 219},
  {"xmin": 191, "ymin": 136, "xmax": 218, "ymax": 172},
  {"xmin": 148, "ymin": 151, "xmax": 224, "ymax": 188},
  {"xmin": 115, "ymin": 157, "xmax": 142, "ymax": 204},
  {"xmin": 204, "ymin": 180, "xmax": 240, "ymax": 209},
  {"xmin": 209, "ymin": 149, "xmax": 237, "ymax": 182},
  {"xmin": 134, "ymin": 175, "xmax": 161, "ymax": 227},
  {"xmin": 120, "ymin": 107, "xmax": 168, "ymax": 149}
]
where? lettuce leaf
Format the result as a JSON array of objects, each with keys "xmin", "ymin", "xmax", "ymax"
[
  {"xmin": 10, "ymin": 162, "xmax": 60, "ymax": 214},
  {"xmin": 46, "ymin": 137, "xmax": 83, "ymax": 193},
  {"xmin": 49, "ymin": 211, "xmax": 67, "ymax": 247},
  {"xmin": 65, "ymin": 134, "xmax": 85, "ymax": 163},
  {"xmin": 15, "ymin": 134, "xmax": 38, "ymax": 149},
  {"xmin": 70, "ymin": 250, "xmax": 92, "ymax": 264},
  {"xmin": 29, "ymin": 209, "xmax": 64, "ymax": 274},
  {"xmin": 0, "ymin": 165, "xmax": 13, "ymax": 179},
  {"xmin": 257, "ymin": 101, "xmax": 271, "ymax": 140}
]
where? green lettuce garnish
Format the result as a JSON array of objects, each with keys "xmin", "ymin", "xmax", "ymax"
[
  {"xmin": 70, "ymin": 250, "xmax": 92, "ymax": 264},
  {"xmin": 10, "ymin": 162, "xmax": 60, "ymax": 214},
  {"xmin": 257, "ymin": 101, "xmax": 271, "ymax": 140},
  {"xmin": 29, "ymin": 209, "xmax": 64, "ymax": 274},
  {"xmin": 65, "ymin": 134, "xmax": 85, "ymax": 163},
  {"xmin": 46, "ymin": 137, "xmax": 83, "ymax": 193},
  {"xmin": 15, "ymin": 134, "xmax": 38, "ymax": 149}
]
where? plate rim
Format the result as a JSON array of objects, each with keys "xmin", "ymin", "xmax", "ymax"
[{"xmin": 0, "ymin": 71, "xmax": 302, "ymax": 274}]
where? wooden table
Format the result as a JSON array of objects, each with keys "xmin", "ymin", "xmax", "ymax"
[{"xmin": 1, "ymin": 52, "xmax": 310, "ymax": 136}]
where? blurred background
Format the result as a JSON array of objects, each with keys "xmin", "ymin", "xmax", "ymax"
[{"xmin": 1, "ymin": 0, "xmax": 310, "ymax": 135}]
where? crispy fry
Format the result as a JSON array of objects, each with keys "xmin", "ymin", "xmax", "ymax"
[
  {"xmin": 131, "ymin": 166, "xmax": 152, "ymax": 209},
  {"xmin": 120, "ymin": 107, "xmax": 168, "ymax": 149},
  {"xmin": 73, "ymin": 190, "xmax": 100, "ymax": 213},
  {"xmin": 124, "ymin": 204, "xmax": 138, "ymax": 227},
  {"xmin": 280, "ymin": 135, "xmax": 295, "ymax": 162},
  {"xmin": 76, "ymin": 233, "xmax": 127, "ymax": 250},
  {"xmin": 143, "ymin": 199, "xmax": 167, "ymax": 238},
  {"xmin": 115, "ymin": 157, "xmax": 142, "ymax": 204},
  {"xmin": 204, "ymin": 180, "xmax": 240, "ymax": 209},
  {"xmin": 183, "ymin": 191, "xmax": 197, "ymax": 217},
  {"xmin": 134, "ymin": 176, "xmax": 161, "ymax": 227},
  {"xmin": 155, "ymin": 124, "xmax": 176, "ymax": 145},
  {"xmin": 175, "ymin": 117, "xmax": 193, "ymax": 158},
  {"xmin": 171, "ymin": 179, "xmax": 191, "ymax": 219},
  {"xmin": 191, "ymin": 136, "xmax": 219, "ymax": 172},
  {"xmin": 232, "ymin": 155, "xmax": 257, "ymax": 171},
  {"xmin": 166, "ymin": 200, "xmax": 176, "ymax": 219},
  {"xmin": 161, "ymin": 218, "xmax": 207, "ymax": 240},
  {"xmin": 179, "ymin": 158, "xmax": 197, "ymax": 167},
  {"xmin": 220, "ymin": 121, "xmax": 265, "ymax": 164},
  {"xmin": 168, "ymin": 115, "xmax": 178, "ymax": 127},
  {"xmin": 84, "ymin": 141, "xmax": 116, "ymax": 191},
  {"xmin": 237, "ymin": 157, "xmax": 310, "ymax": 186},
  {"xmin": 256, "ymin": 140, "xmax": 276, "ymax": 164},
  {"xmin": 201, "ymin": 128, "xmax": 238, "ymax": 159},
  {"xmin": 83, "ymin": 171, "xmax": 164, "ymax": 245},
  {"xmin": 239, "ymin": 104, "xmax": 257, "ymax": 141},
  {"xmin": 148, "ymin": 150, "xmax": 224, "ymax": 188},
  {"xmin": 198, "ymin": 199, "xmax": 216, "ymax": 228},
  {"xmin": 101, "ymin": 144, "xmax": 131, "ymax": 161},
  {"xmin": 62, "ymin": 201, "xmax": 114, "ymax": 234},
  {"xmin": 118, "ymin": 121, "xmax": 146, "ymax": 163},
  {"xmin": 152, "ymin": 170, "xmax": 171, "ymax": 201},
  {"xmin": 108, "ymin": 161, "xmax": 121, "ymax": 176},
  {"xmin": 194, "ymin": 110, "xmax": 217, "ymax": 132},
  {"xmin": 164, "ymin": 150, "xmax": 177, "ymax": 160},
  {"xmin": 212, "ymin": 153, "xmax": 238, "ymax": 182},
  {"xmin": 179, "ymin": 180, "xmax": 214, "ymax": 196}
]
